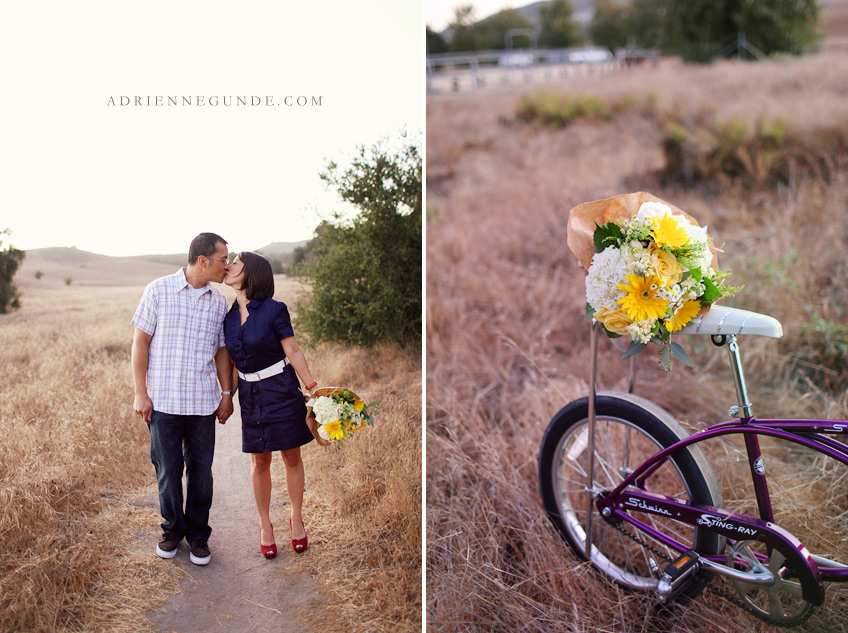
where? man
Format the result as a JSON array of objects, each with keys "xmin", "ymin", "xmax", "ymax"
[{"xmin": 131, "ymin": 233, "xmax": 235, "ymax": 565}]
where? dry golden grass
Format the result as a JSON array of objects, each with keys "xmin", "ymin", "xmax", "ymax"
[
  {"xmin": 0, "ymin": 273, "xmax": 183, "ymax": 633},
  {"xmin": 290, "ymin": 343, "xmax": 422, "ymax": 633},
  {"xmin": 1, "ymin": 254, "xmax": 421, "ymax": 632},
  {"xmin": 427, "ymin": 50, "xmax": 848, "ymax": 632}
]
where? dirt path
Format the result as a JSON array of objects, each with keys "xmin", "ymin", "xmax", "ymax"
[{"xmin": 143, "ymin": 407, "xmax": 322, "ymax": 633}]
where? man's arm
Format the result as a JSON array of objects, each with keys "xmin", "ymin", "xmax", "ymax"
[
  {"xmin": 214, "ymin": 346, "xmax": 234, "ymax": 424},
  {"xmin": 132, "ymin": 327, "xmax": 154, "ymax": 423}
]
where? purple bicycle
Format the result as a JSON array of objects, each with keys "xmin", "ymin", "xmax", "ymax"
[{"xmin": 539, "ymin": 305, "xmax": 848, "ymax": 627}]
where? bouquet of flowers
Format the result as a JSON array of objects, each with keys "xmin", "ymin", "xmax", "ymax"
[
  {"xmin": 306, "ymin": 387, "xmax": 379, "ymax": 448},
  {"xmin": 568, "ymin": 193, "xmax": 740, "ymax": 371}
]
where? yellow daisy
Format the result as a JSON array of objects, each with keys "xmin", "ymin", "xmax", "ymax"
[
  {"xmin": 665, "ymin": 300, "xmax": 702, "ymax": 333},
  {"xmin": 617, "ymin": 274, "xmax": 669, "ymax": 321},
  {"xmin": 651, "ymin": 214, "xmax": 690, "ymax": 250},
  {"xmin": 323, "ymin": 420, "xmax": 345, "ymax": 441}
]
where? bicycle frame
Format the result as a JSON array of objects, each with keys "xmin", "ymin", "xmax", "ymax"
[{"xmin": 584, "ymin": 321, "xmax": 848, "ymax": 605}]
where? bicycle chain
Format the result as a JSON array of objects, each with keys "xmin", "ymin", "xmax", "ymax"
[{"xmin": 608, "ymin": 519, "xmax": 815, "ymax": 627}]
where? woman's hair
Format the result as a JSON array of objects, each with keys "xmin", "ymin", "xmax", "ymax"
[{"xmin": 239, "ymin": 251, "xmax": 275, "ymax": 300}]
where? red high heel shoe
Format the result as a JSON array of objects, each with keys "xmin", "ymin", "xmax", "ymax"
[
  {"xmin": 260, "ymin": 528, "xmax": 277, "ymax": 559},
  {"xmin": 290, "ymin": 518, "xmax": 308, "ymax": 553}
]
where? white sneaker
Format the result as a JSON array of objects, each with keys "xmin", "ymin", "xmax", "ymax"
[
  {"xmin": 156, "ymin": 534, "xmax": 181, "ymax": 559},
  {"xmin": 189, "ymin": 541, "xmax": 211, "ymax": 565}
]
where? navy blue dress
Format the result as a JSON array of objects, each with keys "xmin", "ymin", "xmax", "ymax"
[{"xmin": 223, "ymin": 298, "xmax": 313, "ymax": 453}]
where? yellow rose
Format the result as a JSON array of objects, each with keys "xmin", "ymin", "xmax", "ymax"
[
  {"xmin": 594, "ymin": 306, "xmax": 633, "ymax": 336},
  {"xmin": 649, "ymin": 244, "xmax": 683, "ymax": 285},
  {"xmin": 353, "ymin": 399, "xmax": 365, "ymax": 412}
]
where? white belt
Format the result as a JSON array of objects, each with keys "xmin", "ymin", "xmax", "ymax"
[{"xmin": 238, "ymin": 358, "xmax": 290, "ymax": 382}]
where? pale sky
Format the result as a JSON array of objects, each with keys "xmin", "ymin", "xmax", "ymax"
[
  {"xmin": 426, "ymin": 0, "xmax": 517, "ymax": 33},
  {"xmin": 0, "ymin": 1, "xmax": 423, "ymax": 257}
]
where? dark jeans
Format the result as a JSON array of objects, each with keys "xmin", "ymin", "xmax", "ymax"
[{"xmin": 149, "ymin": 411, "xmax": 216, "ymax": 543}]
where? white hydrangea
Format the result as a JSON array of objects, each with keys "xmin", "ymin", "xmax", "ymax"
[
  {"xmin": 312, "ymin": 396, "xmax": 340, "ymax": 425},
  {"xmin": 586, "ymin": 246, "xmax": 628, "ymax": 311},
  {"xmin": 636, "ymin": 201, "xmax": 672, "ymax": 224},
  {"xmin": 318, "ymin": 424, "xmax": 331, "ymax": 441}
]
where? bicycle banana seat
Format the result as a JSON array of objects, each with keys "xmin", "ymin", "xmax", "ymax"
[{"xmin": 675, "ymin": 305, "xmax": 783, "ymax": 338}]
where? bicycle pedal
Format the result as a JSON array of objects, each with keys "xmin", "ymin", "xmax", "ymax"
[{"xmin": 656, "ymin": 550, "xmax": 700, "ymax": 604}]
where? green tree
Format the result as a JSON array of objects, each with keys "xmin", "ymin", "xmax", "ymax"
[
  {"xmin": 475, "ymin": 8, "xmax": 534, "ymax": 50},
  {"xmin": 295, "ymin": 136, "xmax": 422, "ymax": 346},
  {"xmin": 539, "ymin": 0, "xmax": 584, "ymax": 49},
  {"xmin": 427, "ymin": 26, "xmax": 449, "ymax": 54},
  {"xmin": 590, "ymin": 0, "xmax": 630, "ymax": 52},
  {"xmin": 449, "ymin": 5, "xmax": 484, "ymax": 52},
  {"xmin": 647, "ymin": 0, "xmax": 821, "ymax": 62},
  {"xmin": 627, "ymin": 0, "xmax": 666, "ymax": 49},
  {"xmin": 0, "ymin": 229, "xmax": 25, "ymax": 313}
]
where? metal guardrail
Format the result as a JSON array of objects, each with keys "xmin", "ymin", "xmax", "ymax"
[
  {"xmin": 426, "ymin": 46, "xmax": 615, "ymax": 71},
  {"xmin": 426, "ymin": 46, "xmax": 657, "ymax": 95}
]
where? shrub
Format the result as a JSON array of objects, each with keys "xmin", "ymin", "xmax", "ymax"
[
  {"xmin": 0, "ymin": 229, "xmax": 24, "ymax": 313},
  {"xmin": 295, "ymin": 135, "xmax": 422, "ymax": 347},
  {"xmin": 515, "ymin": 90, "xmax": 614, "ymax": 128}
]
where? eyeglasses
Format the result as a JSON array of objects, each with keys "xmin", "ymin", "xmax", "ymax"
[{"xmin": 206, "ymin": 256, "xmax": 230, "ymax": 265}]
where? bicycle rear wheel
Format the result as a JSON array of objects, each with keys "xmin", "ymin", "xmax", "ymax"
[{"xmin": 539, "ymin": 392, "xmax": 724, "ymax": 600}]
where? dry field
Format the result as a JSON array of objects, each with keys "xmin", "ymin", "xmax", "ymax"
[
  {"xmin": 0, "ymin": 249, "xmax": 421, "ymax": 633},
  {"xmin": 427, "ymin": 49, "xmax": 848, "ymax": 633}
]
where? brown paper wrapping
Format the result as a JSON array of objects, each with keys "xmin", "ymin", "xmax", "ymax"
[{"xmin": 566, "ymin": 192, "xmax": 718, "ymax": 271}]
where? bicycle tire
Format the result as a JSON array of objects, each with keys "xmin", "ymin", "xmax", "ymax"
[{"xmin": 539, "ymin": 391, "xmax": 724, "ymax": 601}]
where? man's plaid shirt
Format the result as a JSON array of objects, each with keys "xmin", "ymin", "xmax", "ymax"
[{"xmin": 132, "ymin": 268, "xmax": 228, "ymax": 416}]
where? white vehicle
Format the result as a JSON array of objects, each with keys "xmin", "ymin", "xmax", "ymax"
[
  {"xmin": 498, "ymin": 51, "xmax": 535, "ymax": 67},
  {"xmin": 567, "ymin": 47, "xmax": 613, "ymax": 64}
]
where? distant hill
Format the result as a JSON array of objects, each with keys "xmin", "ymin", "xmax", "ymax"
[
  {"xmin": 255, "ymin": 241, "xmax": 310, "ymax": 263},
  {"xmin": 14, "ymin": 243, "xmax": 311, "ymax": 290},
  {"xmin": 127, "ymin": 253, "xmax": 187, "ymax": 267},
  {"xmin": 17, "ymin": 247, "xmax": 178, "ymax": 288},
  {"xmin": 437, "ymin": 0, "xmax": 595, "ymax": 38},
  {"xmin": 513, "ymin": 0, "xmax": 594, "ymax": 26}
]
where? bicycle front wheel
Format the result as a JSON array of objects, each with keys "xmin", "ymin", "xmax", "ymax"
[{"xmin": 539, "ymin": 392, "xmax": 724, "ymax": 600}]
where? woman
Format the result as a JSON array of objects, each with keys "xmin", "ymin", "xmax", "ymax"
[{"xmin": 223, "ymin": 251, "xmax": 317, "ymax": 558}]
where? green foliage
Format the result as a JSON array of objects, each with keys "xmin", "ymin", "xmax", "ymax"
[
  {"xmin": 286, "ymin": 241, "xmax": 313, "ymax": 276},
  {"xmin": 590, "ymin": 0, "xmax": 630, "ymax": 52},
  {"xmin": 448, "ymin": 5, "xmax": 485, "ymax": 52},
  {"xmin": 34, "ymin": 270, "xmax": 43, "ymax": 280},
  {"xmin": 295, "ymin": 136, "xmax": 422, "ymax": 347},
  {"xmin": 476, "ymin": 8, "xmax": 534, "ymax": 50},
  {"xmin": 539, "ymin": 0, "xmax": 584, "ymax": 48},
  {"xmin": 267, "ymin": 257, "xmax": 285, "ymax": 275},
  {"xmin": 627, "ymin": 0, "xmax": 667, "ymax": 48},
  {"xmin": 601, "ymin": 0, "xmax": 822, "ymax": 60},
  {"xmin": 447, "ymin": 2, "xmax": 582, "ymax": 52},
  {"xmin": 800, "ymin": 304, "xmax": 848, "ymax": 391},
  {"xmin": 427, "ymin": 26, "xmax": 449, "ymax": 54},
  {"xmin": 592, "ymin": 221, "xmax": 624, "ymax": 252},
  {"xmin": 0, "ymin": 229, "xmax": 24, "ymax": 314},
  {"xmin": 716, "ymin": 118, "xmax": 750, "ymax": 149},
  {"xmin": 642, "ymin": 0, "xmax": 822, "ymax": 62},
  {"xmin": 657, "ymin": 114, "xmax": 822, "ymax": 187},
  {"xmin": 515, "ymin": 90, "xmax": 614, "ymax": 128}
]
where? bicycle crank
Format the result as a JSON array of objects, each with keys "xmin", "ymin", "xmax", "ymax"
[
  {"xmin": 723, "ymin": 540, "xmax": 816, "ymax": 626},
  {"xmin": 610, "ymin": 518, "xmax": 818, "ymax": 626}
]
